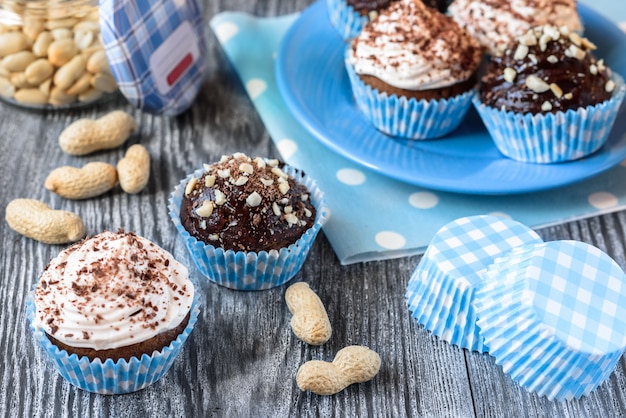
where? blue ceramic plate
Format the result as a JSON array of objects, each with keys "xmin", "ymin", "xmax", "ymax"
[{"xmin": 275, "ymin": 1, "xmax": 626, "ymax": 195}]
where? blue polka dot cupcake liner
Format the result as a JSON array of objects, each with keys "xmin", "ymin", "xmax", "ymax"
[
  {"xmin": 26, "ymin": 287, "xmax": 201, "ymax": 395},
  {"xmin": 345, "ymin": 57, "xmax": 476, "ymax": 140},
  {"xmin": 475, "ymin": 240, "xmax": 626, "ymax": 400},
  {"xmin": 326, "ymin": 0, "xmax": 369, "ymax": 41},
  {"xmin": 168, "ymin": 165, "xmax": 328, "ymax": 291},
  {"xmin": 473, "ymin": 73, "xmax": 625, "ymax": 163},
  {"xmin": 406, "ymin": 215, "xmax": 543, "ymax": 352}
]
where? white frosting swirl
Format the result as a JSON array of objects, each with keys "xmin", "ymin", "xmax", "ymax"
[
  {"xmin": 348, "ymin": 0, "xmax": 482, "ymax": 90},
  {"xmin": 34, "ymin": 230, "xmax": 193, "ymax": 350},
  {"xmin": 449, "ymin": 0, "xmax": 582, "ymax": 56}
]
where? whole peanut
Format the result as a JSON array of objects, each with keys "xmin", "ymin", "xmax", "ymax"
[
  {"xmin": 285, "ymin": 282, "xmax": 332, "ymax": 345},
  {"xmin": 44, "ymin": 162, "xmax": 118, "ymax": 200},
  {"xmin": 58, "ymin": 110, "xmax": 137, "ymax": 155},
  {"xmin": 296, "ymin": 346, "xmax": 381, "ymax": 395},
  {"xmin": 5, "ymin": 198, "xmax": 85, "ymax": 244},
  {"xmin": 117, "ymin": 144, "xmax": 150, "ymax": 194}
]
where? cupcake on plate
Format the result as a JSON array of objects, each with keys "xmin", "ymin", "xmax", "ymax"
[
  {"xmin": 169, "ymin": 152, "xmax": 327, "ymax": 291},
  {"xmin": 28, "ymin": 230, "xmax": 199, "ymax": 394},
  {"xmin": 326, "ymin": 0, "xmax": 398, "ymax": 41},
  {"xmin": 345, "ymin": 0, "xmax": 482, "ymax": 140},
  {"xmin": 449, "ymin": 0, "xmax": 582, "ymax": 56},
  {"xmin": 474, "ymin": 24, "xmax": 626, "ymax": 163}
]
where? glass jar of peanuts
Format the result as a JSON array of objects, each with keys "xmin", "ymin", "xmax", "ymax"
[{"xmin": 0, "ymin": 0, "xmax": 117, "ymax": 109}]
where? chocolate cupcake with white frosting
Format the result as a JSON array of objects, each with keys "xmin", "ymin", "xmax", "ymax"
[
  {"xmin": 449, "ymin": 0, "xmax": 582, "ymax": 56},
  {"xmin": 474, "ymin": 24, "xmax": 625, "ymax": 163},
  {"xmin": 345, "ymin": 0, "xmax": 482, "ymax": 139},
  {"xmin": 28, "ymin": 230, "xmax": 199, "ymax": 394}
]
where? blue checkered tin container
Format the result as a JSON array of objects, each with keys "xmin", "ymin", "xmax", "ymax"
[
  {"xmin": 406, "ymin": 215, "xmax": 543, "ymax": 352},
  {"xmin": 100, "ymin": 0, "xmax": 207, "ymax": 116},
  {"xmin": 168, "ymin": 165, "xmax": 328, "ymax": 291},
  {"xmin": 326, "ymin": 0, "xmax": 368, "ymax": 41},
  {"xmin": 473, "ymin": 74, "xmax": 626, "ymax": 163},
  {"xmin": 27, "ymin": 285, "xmax": 201, "ymax": 395},
  {"xmin": 345, "ymin": 52, "xmax": 477, "ymax": 140},
  {"xmin": 475, "ymin": 240, "xmax": 626, "ymax": 400}
]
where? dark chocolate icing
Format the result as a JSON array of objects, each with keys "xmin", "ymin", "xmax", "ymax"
[
  {"xmin": 480, "ymin": 25, "xmax": 613, "ymax": 114},
  {"xmin": 179, "ymin": 154, "xmax": 316, "ymax": 253}
]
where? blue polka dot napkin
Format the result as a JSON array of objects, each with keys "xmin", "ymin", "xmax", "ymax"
[{"xmin": 209, "ymin": 2, "xmax": 626, "ymax": 265}]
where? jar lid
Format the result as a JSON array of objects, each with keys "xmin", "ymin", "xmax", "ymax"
[{"xmin": 99, "ymin": 0, "xmax": 207, "ymax": 116}]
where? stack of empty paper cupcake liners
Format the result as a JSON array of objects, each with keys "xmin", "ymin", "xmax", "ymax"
[{"xmin": 406, "ymin": 215, "xmax": 626, "ymax": 401}]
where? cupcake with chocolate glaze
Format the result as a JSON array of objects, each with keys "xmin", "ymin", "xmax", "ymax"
[
  {"xmin": 474, "ymin": 24, "xmax": 626, "ymax": 163},
  {"xmin": 169, "ymin": 153, "xmax": 327, "ymax": 291},
  {"xmin": 28, "ymin": 230, "xmax": 199, "ymax": 394},
  {"xmin": 345, "ymin": 0, "xmax": 482, "ymax": 139},
  {"xmin": 449, "ymin": 0, "xmax": 582, "ymax": 56}
]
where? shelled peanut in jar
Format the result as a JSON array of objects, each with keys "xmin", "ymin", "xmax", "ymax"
[{"xmin": 0, "ymin": 0, "xmax": 117, "ymax": 108}]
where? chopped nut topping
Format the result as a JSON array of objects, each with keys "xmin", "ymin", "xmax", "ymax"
[
  {"xmin": 546, "ymin": 55, "xmax": 558, "ymax": 64},
  {"xmin": 246, "ymin": 191, "xmax": 262, "ymax": 207},
  {"xmin": 525, "ymin": 75, "xmax": 550, "ymax": 93},
  {"xmin": 239, "ymin": 163, "xmax": 253, "ymax": 175},
  {"xmin": 541, "ymin": 101, "xmax": 553, "ymax": 112},
  {"xmin": 214, "ymin": 190, "xmax": 226, "ymax": 205},
  {"xmin": 285, "ymin": 213, "xmax": 298, "ymax": 226},
  {"xmin": 267, "ymin": 159, "xmax": 279, "ymax": 167},
  {"xmin": 271, "ymin": 167, "xmax": 288, "ymax": 179},
  {"xmin": 233, "ymin": 176, "xmax": 249, "ymax": 186},
  {"xmin": 260, "ymin": 178, "xmax": 274, "ymax": 186},
  {"xmin": 565, "ymin": 44, "xmax": 585, "ymax": 60},
  {"xmin": 590, "ymin": 64, "xmax": 598, "ymax": 75},
  {"xmin": 503, "ymin": 68, "xmax": 517, "ymax": 83},
  {"xmin": 550, "ymin": 83, "xmax": 563, "ymax": 98},
  {"xmin": 284, "ymin": 206, "xmax": 293, "ymax": 214},
  {"xmin": 301, "ymin": 194, "xmax": 309, "ymax": 202},
  {"xmin": 272, "ymin": 202, "xmax": 281, "ymax": 216},
  {"xmin": 606, "ymin": 80, "xmax": 616, "ymax": 93},
  {"xmin": 568, "ymin": 32, "xmax": 582, "ymax": 47},
  {"xmin": 518, "ymin": 32, "xmax": 538, "ymax": 46},
  {"xmin": 209, "ymin": 234, "xmax": 219, "ymax": 241},
  {"xmin": 254, "ymin": 157, "xmax": 266, "ymax": 168},
  {"xmin": 278, "ymin": 182, "xmax": 290, "ymax": 195},
  {"xmin": 196, "ymin": 200, "xmax": 214, "ymax": 217},
  {"xmin": 185, "ymin": 177, "xmax": 198, "ymax": 196},
  {"xmin": 563, "ymin": 92, "xmax": 574, "ymax": 100},
  {"xmin": 581, "ymin": 38, "xmax": 597, "ymax": 51},
  {"xmin": 217, "ymin": 168, "xmax": 230, "ymax": 178},
  {"xmin": 368, "ymin": 10, "xmax": 378, "ymax": 21},
  {"xmin": 513, "ymin": 44, "xmax": 529, "ymax": 60},
  {"xmin": 232, "ymin": 152, "xmax": 247, "ymax": 160},
  {"xmin": 205, "ymin": 175, "xmax": 216, "ymax": 187},
  {"xmin": 304, "ymin": 208, "xmax": 312, "ymax": 218}
]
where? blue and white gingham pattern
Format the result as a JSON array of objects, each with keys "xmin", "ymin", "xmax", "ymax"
[
  {"xmin": 326, "ymin": 0, "xmax": 368, "ymax": 41},
  {"xmin": 99, "ymin": 0, "xmax": 207, "ymax": 116},
  {"xmin": 345, "ymin": 55, "xmax": 477, "ymax": 140},
  {"xmin": 406, "ymin": 215, "xmax": 543, "ymax": 352},
  {"xmin": 475, "ymin": 240, "xmax": 626, "ymax": 400},
  {"xmin": 168, "ymin": 165, "xmax": 328, "ymax": 291},
  {"xmin": 27, "ymin": 288, "xmax": 201, "ymax": 394},
  {"xmin": 474, "ymin": 74, "xmax": 626, "ymax": 163}
]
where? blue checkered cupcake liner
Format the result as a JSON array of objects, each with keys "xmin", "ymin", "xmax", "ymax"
[
  {"xmin": 473, "ymin": 74, "xmax": 626, "ymax": 163},
  {"xmin": 27, "ymin": 285, "xmax": 200, "ymax": 395},
  {"xmin": 345, "ymin": 57, "xmax": 476, "ymax": 140},
  {"xmin": 406, "ymin": 215, "xmax": 543, "ymax": 352},
  {"xmin": 100, "ymin": 0, "xmax": 207, "ymax": 116},
  {"xmin": 475, "ymin": 240, "xmax": 626, "ymax": 400},
  {"xmin": 326, "ymin": 0, "xmax": 369, "ymax": 41},
  {"xmin": 168, "ymin": 165, "xmax": 328, "ymax": 291}
]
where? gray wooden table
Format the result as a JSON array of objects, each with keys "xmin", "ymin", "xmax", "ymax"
[{"xmin": 2, "ymin": 1, "xmax": 626, "ymax": 417}]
